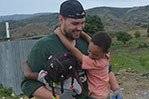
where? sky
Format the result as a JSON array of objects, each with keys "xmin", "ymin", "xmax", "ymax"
[{"xmin": 0, "ymin": 0, "xmax": 149, "ymax": 16}]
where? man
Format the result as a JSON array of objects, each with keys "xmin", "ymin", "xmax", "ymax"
[{"xmin": 21, "ymin": 0, "xmax": 123, "ymax": 99}]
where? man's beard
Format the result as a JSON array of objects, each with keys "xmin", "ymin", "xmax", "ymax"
[{"xmin": 63, "ymin": 27, "xmax": 76, "ymax": 40}]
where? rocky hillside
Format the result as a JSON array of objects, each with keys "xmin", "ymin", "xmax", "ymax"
[
  {"xmin": 0, "ymin": 5, "xmax": 149, "ymax": 39},
  {"xmin": 86, "ymin": 5, "xmax": 149, "ymax": 31},
  {"xmin": 0, "ymin": 13, "xmax": 51, "ymax": 22}
]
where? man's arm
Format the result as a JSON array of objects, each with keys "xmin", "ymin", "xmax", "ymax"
[
  {"xmin": 23, "ymin": 60, "xmax": 60, "ymax": 99},
  {"xmin": 32, "ymin": 86, "xmax": 60, "ymax": 99},
  {"xmin": 23, "ymin": 60, "xmax": 38, "ymax": 80},
  {"xmin": 23, "ymin": 60, "xmax": 46, "ymax": 82}
]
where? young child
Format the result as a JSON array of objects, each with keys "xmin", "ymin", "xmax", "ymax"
[
  {"xmin": 55, "ymin": 30, "xmax": 112, "ymax": 99},
  {"xmin": 23, "ymin": 53, "xmax": 83, "ymax": 99}
]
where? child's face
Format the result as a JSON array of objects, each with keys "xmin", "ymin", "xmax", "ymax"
[{"xmin": 88, "ymin": 41, "xmax": 105, "ymax": 60}]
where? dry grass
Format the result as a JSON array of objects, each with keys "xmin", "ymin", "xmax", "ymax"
[{"xmin": 128, "ymin": 28, "xmax": 147, "ymax": 37}]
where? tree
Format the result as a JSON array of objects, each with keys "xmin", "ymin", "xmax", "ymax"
[
  {"xmin": 147, "ymin": 27, "xmax": 149, "ymax": 37},
  {"xmin": 134, "ymin": 30, "xmax": 141, "ymax": 39},
  {"xmin": 83, "ymin": 15, "xmax": 104, "ymax": 37},
  {"xmin": 116, "ymin": 31, "xmax": 132, "ymax": 44},
  {"xmin": 0, "ymin": 22, "xmax": 6, "ymax": 37}
]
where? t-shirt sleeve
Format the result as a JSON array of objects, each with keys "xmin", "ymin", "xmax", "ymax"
[
  {"xmin": 82, "ymin": 55, "xmax": 97, "ymax": 70},
  {"xmin": 82, "ymin": 52, "xmax": 111, "ymax": 70},
  {"xmin": 27, "ymin": 47, "xmax": 47, "ymax": 72}
]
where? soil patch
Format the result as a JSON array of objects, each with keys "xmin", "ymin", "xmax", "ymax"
[{"xmin": 115, "ymin": 70, "xmax": 149, "ymax": 99}]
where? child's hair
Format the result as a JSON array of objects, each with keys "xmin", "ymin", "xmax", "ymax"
[
  {"xmin": 45, "ymin": 53, "xmax": 79, "ymax": 97},
  {"xmin": 91, "ymin": 31, "xmax": 112, "ymax": 52}
]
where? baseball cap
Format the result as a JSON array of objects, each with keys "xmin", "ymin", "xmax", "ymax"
[{"xmin": 60, "ymin": 0, "xmax": 86, "ymax": 19}]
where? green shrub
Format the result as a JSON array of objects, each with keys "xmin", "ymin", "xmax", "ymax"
[
  {"xmin": 134, "ymin": 31, "xmax": 141, "ymax": 38},
  {"xmin": 112, "ymin": 41, "xmax": 124, "ymax": 45},
  {"xmin": 0, "ymin": 85, "xmax": 20, "ymax": 98},
  {"xmin": 126, "ymin": 40, "xmax": 140, "ymax": 44},
  {"xmin": 147, "ymin": 27, "xmax": 149, "ymax": 37},
  {"xmin": 0, "ymin": 84, "xmax": 3, "ymax": 89},
  {"xmin": 83, "ymin": 15, "xmax": 104, "ymax": 35},
  {"xmin": 147, "ymin": 33, "xmax": 149, "ymax": 37},
  {"xmin": 0, "ymin": 88, "xmax": 12, "ymax": 97},
  {"xmin": 115, "ymin": 31, "xmax": 133, "ymax": 44},
  {"xmin": 138, "ymin": 40, "xmax": 147, "ymax": 48}
]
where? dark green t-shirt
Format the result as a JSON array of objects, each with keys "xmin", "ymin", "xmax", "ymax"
[{"xmin": 21, "ymin": 33, "xmax": 89, "ymax": 98}]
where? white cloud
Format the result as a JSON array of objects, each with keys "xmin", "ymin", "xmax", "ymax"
[{"xmin": 0, "ymin": 0, "xmax": 149, "ymax": 16}]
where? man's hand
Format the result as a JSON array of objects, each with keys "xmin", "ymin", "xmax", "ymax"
[
  {"xmin": 112, "ymin": 88, "xmax": 124, "ymax": 99},
  {"xmin": 23, "ymin": 60, "xmax": 38, "ymax": 80},
  {"xmin": 23, "ymin": 60, "xmax": 32, "ymax": 77}
]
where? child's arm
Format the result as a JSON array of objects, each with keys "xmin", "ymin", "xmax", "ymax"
[
  {"xmin": 70, "ymin": 47, "xmax": 83, "ymax": 62},
  {"xmin": 23, "ymin": 60, "xmax": 38, "ymax": 80},
  {"xmin": 56, "ymin": 31, "xmax": 83, "ymax": 62},
  {"xmin": 80, "ymin": 31, "xmax": 91, "ymax": 43}
]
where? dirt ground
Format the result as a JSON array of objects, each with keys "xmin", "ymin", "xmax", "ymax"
[{"xmin": 115, "ymin": 70, "xmax": 149, "ymax": 99}]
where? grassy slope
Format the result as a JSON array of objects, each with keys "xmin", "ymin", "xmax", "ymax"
[
  {"xmin": 110, "ymin": 45, "xmax": 149, "ymax": 73},
  {"xmin": 110, "ymin": 28, "xmax": 149, "ymax": 73}
]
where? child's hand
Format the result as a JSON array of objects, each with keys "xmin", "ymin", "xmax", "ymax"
[
  {"xmin": 54, "ymin": 27, "xmax": 60, "ymax": 35},
  {"xmin": 80, "ymin": 31, "xmax": 91, "ymax": 43},
  {"xmin": 112, "ymin": 88, "xmax": 123, "ymax": 99},
  {"xmin": 71, "ymin": 40, "xmax": 76, "ymax": 47}
]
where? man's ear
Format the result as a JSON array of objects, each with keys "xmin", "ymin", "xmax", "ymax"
[{"xmin": 59, "ymin": 15, "xmax": 64, "ymax": 25}]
